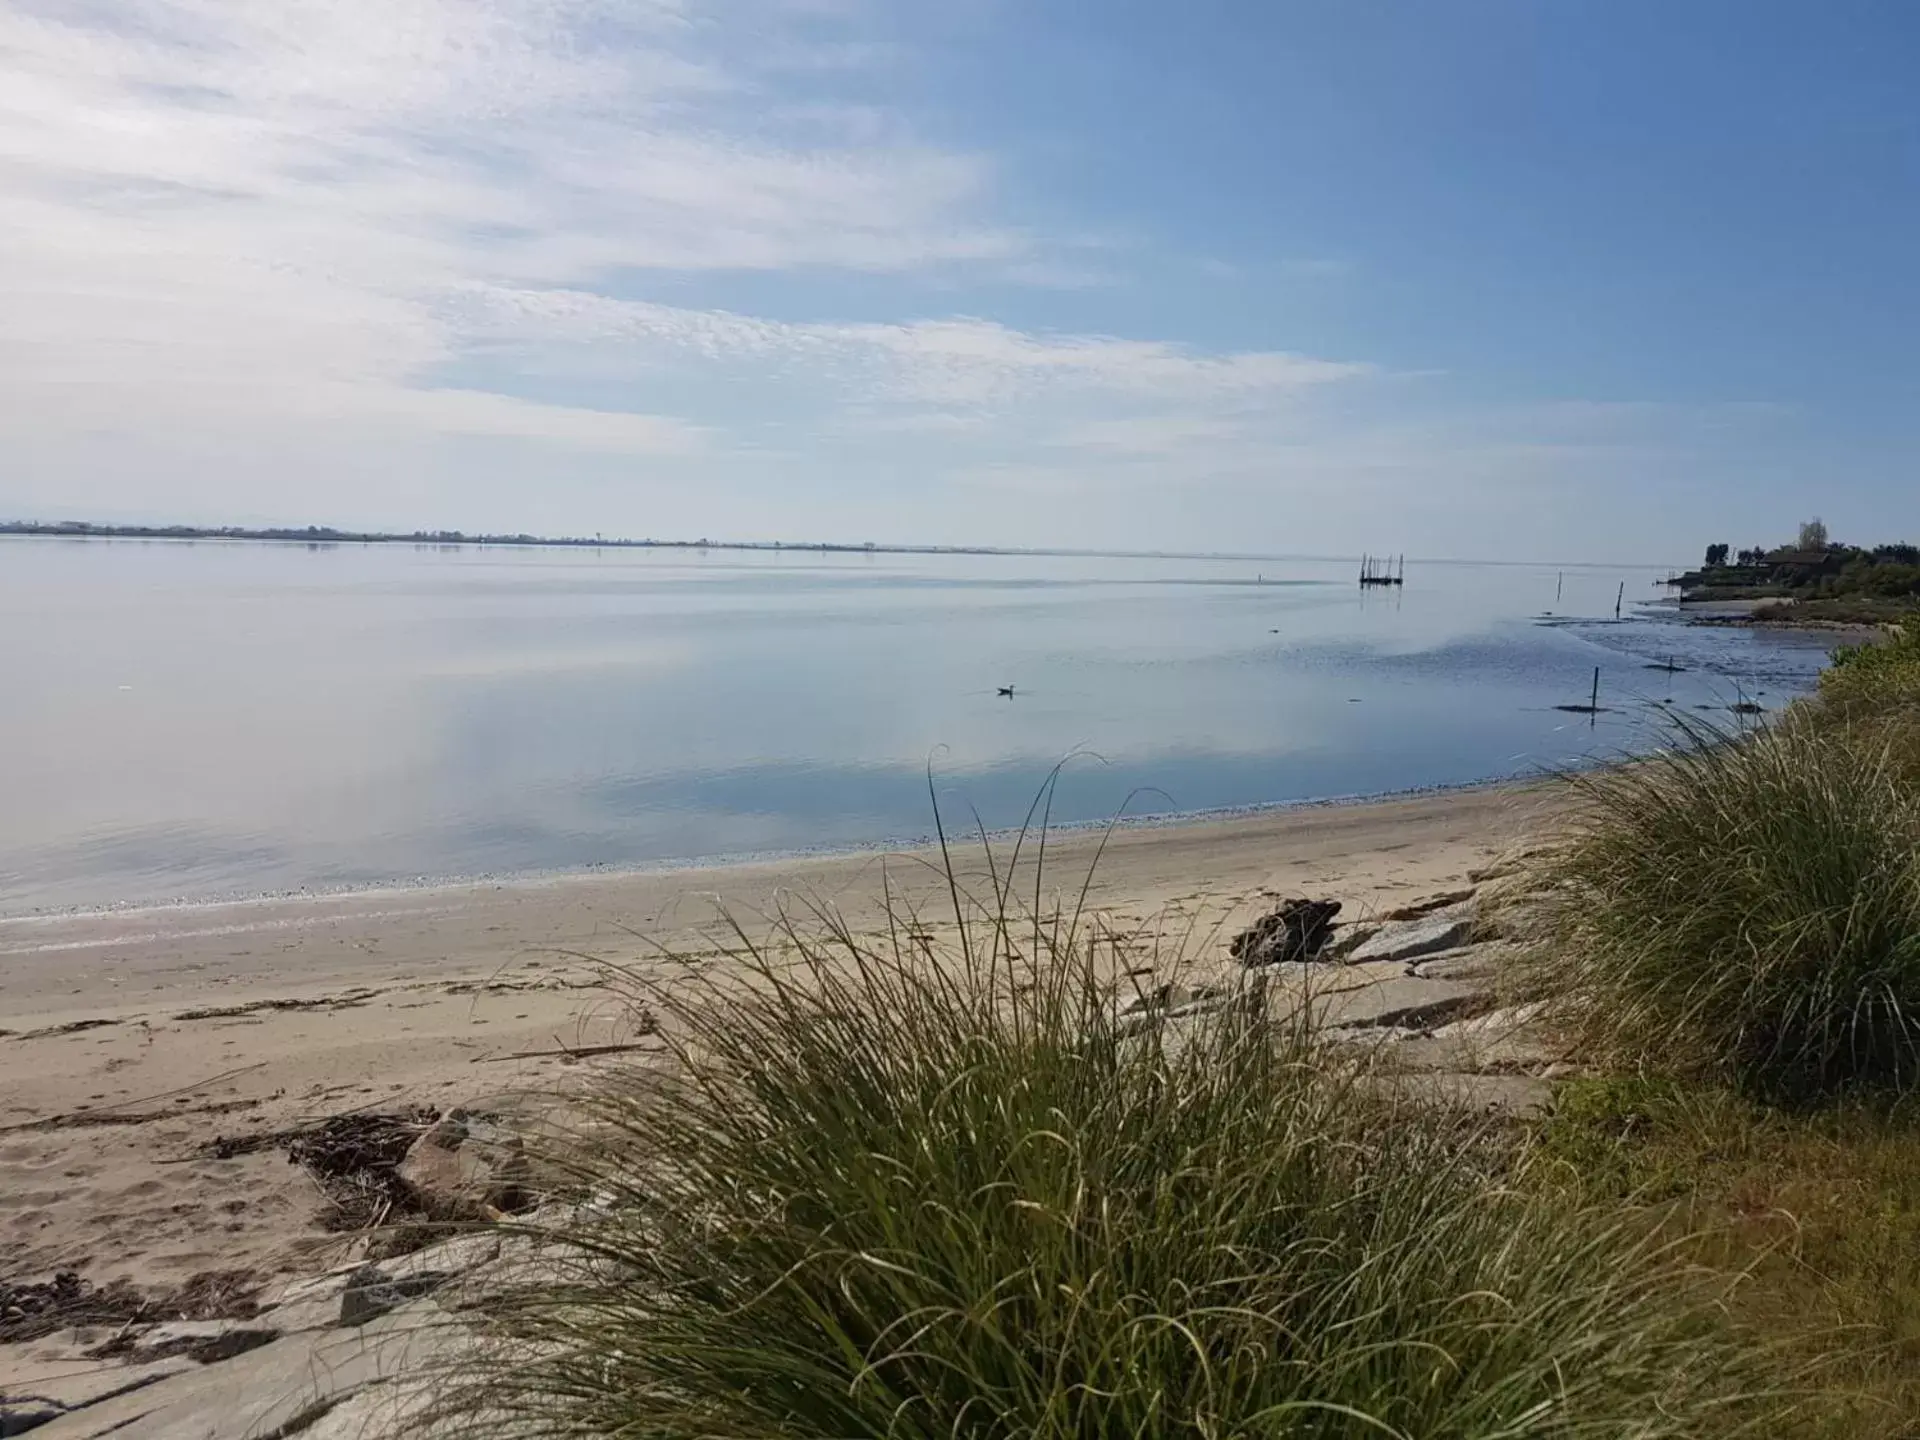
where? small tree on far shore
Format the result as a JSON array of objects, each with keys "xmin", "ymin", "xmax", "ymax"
[
  {"xmin": 1704, "ymin": 543, "xmax": 1730, "ymax": 567},
  {"xmin": 1799, "ymin": 517, "xmax": 1830, "ymax": 551}
]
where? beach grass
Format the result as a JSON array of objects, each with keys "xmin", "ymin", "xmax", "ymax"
[
  {"xmin": 1818, "ymin": 622, "xmax": 1920, "ymax": 723},
  {"xmin": 450, "ymin": 829, "xmax": 1797, "ymax": 1439},
  {"xmin": 1507, "ymin": 710, "xmax": 1920, "ymax": 1100},
  {"xmin": 1532, "ymin": 1075, "xmax": 1920, "ymax": 1438}
]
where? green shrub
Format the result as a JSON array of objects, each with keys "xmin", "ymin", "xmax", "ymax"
[
  {"xmin": 1820, "ymin": 624, "xmax": 1920, "ymax": 716},
  {"xmin": 1515, "ymin": 715, "xmax": 1920, "ymax": 1099},
  {"xmin": 457, "ymin": 865, "xmax": 1788, "ymax": 1438}
]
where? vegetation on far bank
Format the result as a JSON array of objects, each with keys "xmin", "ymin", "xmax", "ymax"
[{"xmin": 1676, "ymin": 519, "xmax": 1920, "ymax": 625}]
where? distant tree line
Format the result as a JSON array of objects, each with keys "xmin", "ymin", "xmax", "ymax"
[{"xmin": 1690, "ymin": 518, "xmax": 1920, "ymax": 605}]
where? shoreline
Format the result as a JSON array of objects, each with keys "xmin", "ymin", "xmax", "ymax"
[
  {"xmin": 1675, "ymin": 596, "xmax": 1889, "ymax": 641},
  {"xmin": 0, "ymin": 771, "xmax": 1537, "ymax": 926}
]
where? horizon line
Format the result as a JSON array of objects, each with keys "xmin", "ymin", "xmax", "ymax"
[{"xmin": 0, "ymin": 519, "xmax": 1683, "ymax": 572}]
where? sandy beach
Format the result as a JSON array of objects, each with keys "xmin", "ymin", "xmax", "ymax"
[{"xmin": 0, "ymin": 784, "xmax": 1550, "ymax": 1297}]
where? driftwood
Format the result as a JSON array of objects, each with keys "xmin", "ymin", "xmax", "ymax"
[{"xmin": 1229, "ymin": 899, "xmax": 1342, "ymax": 966}]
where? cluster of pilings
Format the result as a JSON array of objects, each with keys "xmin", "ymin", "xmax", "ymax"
[{"xmin": 1360, "ymin": 553, "xmax": 1405, "ymax": 586}]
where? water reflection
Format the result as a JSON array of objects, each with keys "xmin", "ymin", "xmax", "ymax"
[{"xmin": 0, "ymin": 540, "xmax": 1835, "ymax": 912}]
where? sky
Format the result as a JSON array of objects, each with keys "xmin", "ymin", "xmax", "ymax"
[{"xmin": 3, "ymin": 1, "xmax": 1916, "ymax": 563}]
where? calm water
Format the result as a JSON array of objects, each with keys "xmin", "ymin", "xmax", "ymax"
[{"xmin": 1, "ymin": 538, "xmax": 1839, "ymax": 915}]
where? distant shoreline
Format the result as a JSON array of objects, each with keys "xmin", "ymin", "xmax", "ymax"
[
  {"xmin": 0, "ymin": 522, "xmax": 1681, "ymax": 571},
  {"xmin": 1, "ymin": 520, "xmax": 1296, "ymax": 565}
]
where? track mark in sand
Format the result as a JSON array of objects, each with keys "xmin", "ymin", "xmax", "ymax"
[
  {"xmin": 0, "ymin": 1096, "xmax": 263, "ymax": 1136},
  {"xmin": 6, "ymin": 1017, "xmax": 125, "ymax": 1041},
  {"xmin": 440, "ymin": 975, "xmax": 600, "ymax": 996},
  {"xmin": 171, "ymin": 988, "xmax": 384, "ymax": 1021}
]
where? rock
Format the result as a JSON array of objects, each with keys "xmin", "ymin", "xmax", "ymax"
[
  {"xmin": 1428, "ymin": 1000, "xmax": 1548, "ymax": 1042},
  {"xmin": 1315, "ymin": 976, "xmax": 1493, "ymax": 1033},
  {"xmin": 297, "ymin": 1375, "xmax": 533, "ymax": 1440},
  {"xmin": 397, "ymin": 1110, "xmax": 531, "ymax": 1222},
  {"xmin": 1377, "ymin": 889, "xmax": 1476, "ymax": 923},
  {"xmin": 2, "ymin": 1404, "xmax": 62, "ymax": 1435},
  {"xmin": 26, "ymin": 1298, "xmax": 458, "ymax": 1439},
  {"xmin": 0, "ymin": 1348, "xmax": 193, "ymax": 1430},
  {"xmin": 1386, "ymin": 1002, "xmax": 1559, "ymax": 1076},
  {"xmin": 1326, "ymin": 923, "xmax": 1377, "ymax": 957},
  {"xmin": 382, "ymin": 1231, "xmax": 503, "ymax": 1283},
  {"xmin": 339, "ymin": 1264, "xmax": 451, "ymax": 1327},
  {"xmin": 1229, "ymin": 899, "xmax": 1341, "ymax": 966},
  {"xmin": 113, "ymin": 1319, "xmax": 280, "ymax": 1365},
  {"xmin": 1413, "ymin": 1071, "xmax": 1551, "ymax": 1115},
  {"xmin": 251, "ymin": 1267, "xmax": 364, "ymax": 1334},
  {"xmin": 1343, "ymin": 915, "xmax": 1475, "ymax": 966},
  {"xmin": 1118, "ymin": 981, "xmax": 1184, "ymax": 1017},
  {"xmin": 1406, "ymin": 941, "xmax": 1514, "ymax": 983}
]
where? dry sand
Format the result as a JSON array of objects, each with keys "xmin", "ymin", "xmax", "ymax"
[{"xmin": 0, "ymin": 784, "xmax": 1551, "ymax": 1297}]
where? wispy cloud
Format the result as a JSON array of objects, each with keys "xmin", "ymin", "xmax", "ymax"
[
  {"xmin": 0, "ymin": 0, "xmax": 1026, "ymax": 455},
  {"xmin": 447, "ymin": 284, "xmax": 1371, "ymax": 441}
]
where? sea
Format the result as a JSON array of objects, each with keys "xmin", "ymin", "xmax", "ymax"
[{"xmin": 0, "ymin": 537, "xmax": 1841, "ymax": 915}]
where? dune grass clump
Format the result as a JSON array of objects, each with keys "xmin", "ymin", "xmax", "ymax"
[
  {"xmin": 1515, "ymin": 714, "xmax": 1920, "ymax": 1099},
  {"xmin": 460, "ymin": 848, "xmax": 1786, "ymax": 1438},
  {"xmin": 1818, "ymin": 624, "xmax": 1920, "ymax": 719},
  {"xmin": 1815, "ymin": 626, "xmax": 1920, "ymax": 790}
]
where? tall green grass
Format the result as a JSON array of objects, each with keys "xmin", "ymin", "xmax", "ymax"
[
  {"xmin": 1532, "ymin": 1076, "xmax": 1920, "ymax": 1439},
  {"xmin": 1819, "ymin": 624, "xmax": 1920, "ymax": 718},
  {"xmin": 1513, "ymin": 713, "xmax": 1920, "ymax": 1099},
  {"xmin": 455, "ymin": 843, "xmax": 1790, "ymax": 1438}
]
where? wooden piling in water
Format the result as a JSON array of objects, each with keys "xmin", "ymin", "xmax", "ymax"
[{"xmin": 1359, "ymin": 551, "xmax": 1406, "ymax": 587}]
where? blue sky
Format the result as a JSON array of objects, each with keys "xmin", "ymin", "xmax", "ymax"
[{"xmin": 3, "ymin": 1, "xmax": 1915, "ymax": 561}]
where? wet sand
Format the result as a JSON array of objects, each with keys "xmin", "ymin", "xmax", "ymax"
[{"xmin": 0, "ymin": 783, "xmax": 1550, "ymax": 1294}]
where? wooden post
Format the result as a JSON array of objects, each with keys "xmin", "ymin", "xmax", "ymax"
[
  {"xmin": 1591, "ymin": 667, "xmax": 1600, "ymax": 711},
  {"xmin": 1556, "ymin": 571, "xmax": 1563, "ymax": 604},
  {"xmin": 1615, "ymin": 581, "xmax": 1624, "ymax": 619}
]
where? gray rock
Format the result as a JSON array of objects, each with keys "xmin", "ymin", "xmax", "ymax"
[
  {"xmin": 27, "ymin": 1299, "xmax": 458, "ymax": 1439},
  {"xmin": 1386, "ymin": 1002, "xmax": 1559, "ymax": 1076},
  {"xmin": 1117, "ymin": 980, "xmax": 1226, "ymax": 1017},
  {"xmin": 339, "ymin": 1264, "xmax": 451, "ymax": 1328},
  {"xmin": 1406, "ymin": 941, "xmax": 1514, "ymax": 983},
  {"xmin": 298, "ymin": 1372, "xmax": 537, "ymax": 1440},
  {"xmin": 1428, "ymin": 1000, "xmax": 1548, "ymax": 1042},
  {"xmin": 1412, "ymin": 1071, "xmax": 1552, "ymax": 1115},
  {"xmin": 2, "ymin": 1404, "xmax": 62, "ymax": 1436},
  {"xmin": 1315, "ymin": 976, "xmax": 1492, "ymax": 1033},
  {"xmin": 119, "ymin": 1319, "xmax": 281, "ymax": 1365},
  {"xmin": 1344, "ymin": 915, "xmax": 1475, "ymax": 966},
  {"xmin": 0, "ymin": 1332, "xmax": 199, "ymax": 1425},
  {"xmin": 1377, "ymin": 889, "xmax": 1476, "ymax": 923},
  {"xmin": 381, "ymin": 1232, "xmax": 502, "ymax": 1283},
  {"xmin": 254, "ymin": 1268, "xmax": 362, "ymax": 1335}
]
